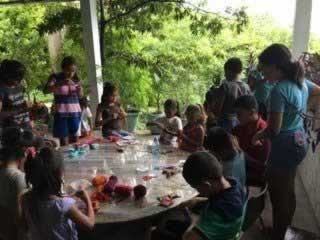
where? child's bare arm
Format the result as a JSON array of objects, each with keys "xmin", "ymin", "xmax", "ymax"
[
  {"xmin": 183, "ymin": 230, "xmax": 202, "ymax": 240},
  {"xmin": 68, "ymin": 190, "xmax": 95, "ymax": 230},
  {"xmin": 95, "ymin": 107, "xmax": 103, "ymax": 128}
]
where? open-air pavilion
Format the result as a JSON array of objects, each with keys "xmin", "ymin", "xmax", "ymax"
[{"xmin": 0, "ymin": 0, "xmax": 319, "ymax": 239}]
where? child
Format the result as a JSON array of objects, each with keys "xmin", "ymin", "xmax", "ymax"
[
  {"xmin": 44, "ymin": 56, "xmax": 83, "ymax": 146},
  {"xmin": 0, "ymin": 147, "xmax": 26, "ymax": 240},
  {"xmin": 95, "ymin": 82, "xmax": 128, "ymax": 138},
  {"xmin": 147, "ymin": 99, "xmax": 183, "ymax": 145},
  {"xmin": 21, "ymin": 147, "xmax": 95, "ymax": 239},
  {"xmin": 205, "ymin": 127, "xmax": 246, "ymax": 187},
  {"xmin": 213, "ymin": 58, "xmax": 251, "ymax": 132},
  {"xmin": 233, "ymin": 95, "xmax": 271, "ymax": 185},
  {"xmin": 78, "ymin": 97, "xmax": 93, "ymax": 137},
  {"xmin": 0, "ymin": 60, "xmax": 31, "ymax": 131},
  {"xmin": 179, "ymin": 105, "xmax": 205, "ymax": 152},
  {"xmin": 182, "ymin": 152, "xmax": 246, "ymax": 240}
]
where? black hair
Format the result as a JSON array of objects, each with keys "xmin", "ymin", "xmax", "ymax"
[
  {"xmin": 205, "ymin": 127, "xmax": 239, "ymax": 161},
  {"xmin": 61, "ymin": 56, "xmax": 76, "ymax": 70},
  {"xmin": 33, "ymin": 137, "xmax": 46, "ymax": 151},
  {"xmin": 224, "ymin": 57, "xmax": 243, "ymax": 74},
  {"xmin": 234, "ymin": 95, "xmax": 258, "ymax": 112},
  {"xmin": 0, "ymin": 147, "xmax": 25, "ymax": 164},
  {"xmin": 79, "ymin": 97, "xmax": 89, "ymax": 108},
  {"xmin": 103, "ymin": 82, "xmax": 117, "ymax": 98},
  {"xmin": 259, "ymin": 43, "xmax": 304, "ymax": 88},
  {"xmin": 24, "ymin": 147, "xmax": 64, "ymax": 198},
  {"xmin": 164, "ymin": 99, "xmax": 181, "ymax": 117},
  {"xmin": 182, "ymin": 151, "xmax": 222, "ymax": 187},
  {"xmin": 1, "ymin": 127, "xmax": 34, "ymax": 148},
  {"xmin": 0, "ymin": 59, "xmax": 26, "ymax": 84}
]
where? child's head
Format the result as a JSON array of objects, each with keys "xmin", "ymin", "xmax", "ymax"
[
  {"xmin": 102, "ymin": 82, "xmax": 118, "ymax": 104},
  {"xmin": 0, "ymin": 147, "xmax": 25, "ymax": 167},
  {"xmin": 25, "ymin": 147, "xmax": 64, "ymax": 197},
  {"xmin": 224, "ymin": 57, "xmax": 243, "ymax": 81},
  {"xmin": 183, "ymin": 151, "xmax": 223, "ymax": 197},
  {"xmin": 205, "ymin": 127, "xmax": 240, "ymax": 161},
  {"xmin": 234, "ymin": 95, "xmax": 259, "ymax": 125},
  {"xmin": 0, "ymin": 59, "xmax": 26, "ymax": 86},
  {"xmin": 164, "ymin": 99, "xmax": 180, "ymax": 118},
  {"xmin": 61, "ymin": 56, "xmax": 77, "ymax": 80},
  {"xmin": 1, "ymin": 127, "xmax": 35, "ymax": 149},
  {"xmin": 185, "ymin": 104, "xmax": 202, "ymax": 124},
  {"xmin": 79, "ymin": 97, "xmax": 89, "ymax": 109}
]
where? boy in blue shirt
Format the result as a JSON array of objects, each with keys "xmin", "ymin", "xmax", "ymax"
[{"xmin": 182, "ymin": 152, "xmax": 246, "ymax": 240}]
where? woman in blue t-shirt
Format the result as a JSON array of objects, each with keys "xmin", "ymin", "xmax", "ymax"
[{"xmin": 253, "ymin": 44, "xmax": 320, "ymax": 240}]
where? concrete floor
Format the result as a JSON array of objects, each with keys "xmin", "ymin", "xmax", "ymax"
[{"xmin": 241, "ymin": 173, "xmax": 320, "ymax": 240}]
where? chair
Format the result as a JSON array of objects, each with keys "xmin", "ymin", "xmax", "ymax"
[{"xmin": 242, "ymin": 184, "xmax": 268, "ymax": 232}]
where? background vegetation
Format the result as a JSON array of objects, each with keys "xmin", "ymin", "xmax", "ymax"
[{"xmin": 0, "ymin": 1, "xmax": 319, "ymax": 113}]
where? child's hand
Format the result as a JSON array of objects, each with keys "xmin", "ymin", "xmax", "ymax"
[
  {"xmin": 76, "ymin": 190, "xmax": 91, "ymax": 204},
  {"xmin": 252, "ymin": 130, "xmax": 264, "ymax": 146}
]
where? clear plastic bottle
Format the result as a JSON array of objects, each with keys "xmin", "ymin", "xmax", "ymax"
[{"xmin": 151, "ymin": 136, "xmax": 160, "ymax": 172}]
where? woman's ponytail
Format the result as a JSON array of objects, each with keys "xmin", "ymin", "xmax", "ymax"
[{"xmin": 288, "ymin": 61, "xmax": 305, "ymax": 88}]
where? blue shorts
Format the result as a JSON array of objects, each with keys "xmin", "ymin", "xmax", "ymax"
[
  {"xmin": 269, "ymin": 130, "xmax": 308, "ymax": 170},
  {"xmin": 53, "ymin": 115, "xmax": 81, "ymax": 138}
]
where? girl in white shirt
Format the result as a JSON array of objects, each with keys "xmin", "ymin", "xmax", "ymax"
[{"xmin": 147, "ymin": 99, "xmax": 183, "ymax": 145}]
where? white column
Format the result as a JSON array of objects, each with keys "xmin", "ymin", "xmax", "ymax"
[
  {"xmin": 292, "ymin": 0, "xmax": 313, "ymax": 59},
  {"xmin": 80, "ymin": 0, "xmax": 103, "ymax": 112}
]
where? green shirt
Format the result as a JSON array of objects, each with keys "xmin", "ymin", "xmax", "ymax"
[{"xmin": 195, "ymin": 178, "xmax": 245, "ymax": 240}]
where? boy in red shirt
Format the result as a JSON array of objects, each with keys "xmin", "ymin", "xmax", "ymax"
[{"xmin": 233, "ymin": 95, "xmax": 271, "ymax": 186}]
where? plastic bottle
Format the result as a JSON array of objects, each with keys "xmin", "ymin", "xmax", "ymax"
[{"xmin": 151, "ymin": 137, "xmax": 160, "ymax": 172}]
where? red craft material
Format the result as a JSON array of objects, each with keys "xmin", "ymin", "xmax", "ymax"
[
  {"xmin": 104, "ymin": 175, "xmax": 118, "ymax": 194},
  {"xmin": 133, "ymin": 185, "xmax": 147, "ymax": 200},
  {"xmin": 114, "ymin": 184, "xmax": 132, "ymax": 199}
]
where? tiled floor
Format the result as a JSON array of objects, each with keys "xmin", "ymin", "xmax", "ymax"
[{"xmin": 241, "ymin": 173, "xmax": 320, "ymax": 240}]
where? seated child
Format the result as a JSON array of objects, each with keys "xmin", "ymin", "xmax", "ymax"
[
  {"xmin": 95, "ymin": 82, "xmax": 128, "ymax": 138},
  {"xmin": 21, "ymin": 147, "xmax": 95, "ymax": 239},
  {"xmin": 179, "ymin": 105, "xmax": 205, "ymax": 152},
  {"xmin": 147, "ymin": 99, "xmax": 183, "ymax": 145},
  {"xmin": 182, "ymin": 152, "xmax": 246, "ymax": 240},
  {"xmin": 78, "ymin": 97, "xmax": 93, "ymax": 137},
  {"xmin": 0, "ymin": 147, "xmax": 26, "ymax": 240},
  {"xmin": 205, "ymin": 127, "xmax": 246, "ymax": 187},
  {"xmin": 233, "ymin": 95, "xmax": 271, "ymax": 185}
]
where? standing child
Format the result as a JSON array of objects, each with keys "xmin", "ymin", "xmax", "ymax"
[
  {"xmin": 0, "ymin": 60, "xmax": 31, "ymax": 132},
  {"xmin": 78, "ymin": 97, "xmax": 93, "ymax": 137},
  {"xmin": 147, "ymin": 99, "xmax": 183, "ymax": 145},
  {"xmin": 44, "ymin": 56, "xmax": 83, "ymax": 146},
  {"xmin": 0, "ymin": 147, "xmax": 26, "ymax": 240},
  {"xmin": 21, "ymin": 147, "xmax": 95, "ymax": 239},
  {"xmin": 182, "ymin": 152, "xmax": 246, "ymax": 240},
  {"xmin": 233, "ymin": 95, "xmax": 271, "ymax": 185},
  {"xmin": 179, "ymin": 105, "xmax": 205, "ymax": 153},
  {"xmin": 95, "ymin": 82, "xmax": 128, "ymax": 138},
  {"xmin": 205, "ymin": 127, "xmax": 246, "ymax": 187},
  {"xmin": 213, "ymin": 58, "xmax": 251, "ymax": 132}
]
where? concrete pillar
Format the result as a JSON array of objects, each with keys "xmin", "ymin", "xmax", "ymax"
[
  {"xmin": 80, "ymin": 0, "xmax": 103, "ymax": 112},
  {"xmin": 292, "ymin": 0, "xmax": 313, "ymax": 59}
]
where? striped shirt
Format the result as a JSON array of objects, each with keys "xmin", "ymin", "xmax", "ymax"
[
  {"xmin": 50, "ymin": 73, "xmax": 81, "ymax": 118},
  {"xmin": 0, "ymin": 84, "xmax": 30, "ymax": 125}
]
